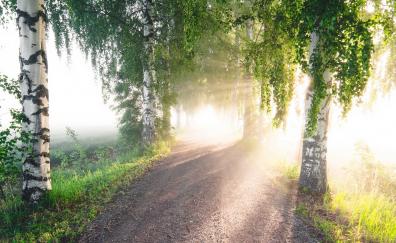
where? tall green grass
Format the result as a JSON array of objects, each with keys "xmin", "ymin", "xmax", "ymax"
[
  {"xmin": 0, "ymin": 141, "xmax": 170, "ymax": 242},
  {"xmin": 329, "ymin": 192, "xmax": 396, "ymax": 242}
]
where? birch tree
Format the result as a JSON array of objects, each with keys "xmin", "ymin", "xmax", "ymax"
[
  {"xmin": 289, "ymin": 0, "xmax": 375, "ymax": 193},
  {"xmin": 239, "ymin": 0, "xmax": 376, "ymax": 193},
  {"xmin": 141, "ymin": 0, "xmax": 157, "ymax": 145},
  {"xmin": 17, "ymin": 0, "xmax": 51, "ymax": 203},
  {"xmin": 299, "ymin": 32, "xmax": 331, "ymax": 193},
  {"xmin": 45, "ymin": 0, "xmax": 218, "ymax": 146}
]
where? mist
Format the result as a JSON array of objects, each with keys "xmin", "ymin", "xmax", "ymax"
[
  {"xmin": 1, "ymin": 21, "xmax": 395, "ymax": 170},
  {"xmin": 0, "ymin": 24, "xmax": 118, "ymax": 140},
  {"xmin": 1, "ymin": 1, "xmax": 396, "ymax": 241}
]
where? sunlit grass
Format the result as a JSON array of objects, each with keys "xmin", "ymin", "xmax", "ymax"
[
  {"xmin": 0, "ymin": 141, "xmax": 170, "ymax": 242},
  {"xmin": 291, "ymin": 176, "xmax": 396, "ymax": 242},
  {"xmin": 279, "ymin": 146, "xmax": 396, "ymax": 242},
  {"xmin": 280, "ymin": 163, "xmax": 299, "ymax": 180},
  {"xmin": 312, "ymin": 216, "xmax": 344, "ymax": 242},
  {"xmin": 329, "ymin": 192, "xmax": 396, "ymax": 242}
]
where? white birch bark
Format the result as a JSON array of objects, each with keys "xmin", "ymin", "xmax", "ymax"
[
  {"xmin": 17, "ymin": 0, "xmax": 51, "ymax": 203},
  {"xmin": 299, "ymin": 32, "xmax": 331, "ymax": 193},
  {"xmin": 141, "ymin": 0, "xmax": 157, "ymax": 145},
  {"xmin": 246, "ymin": 19, "xmax": 254, "ymax": 41}
]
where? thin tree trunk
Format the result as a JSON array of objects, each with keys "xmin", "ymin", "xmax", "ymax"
[
  {"xmin": 17, "ymin": 0, "xmax": 51, "ymax": 203},
  {"xmin": 161, "ymin": 60, "xmax": 171, "ymax": 138},
  {"xmin": 243, "ymin": 93, "xmax": 256, "ymax": 137},
  {"xmin": 246, "ymin": 19, "xmax": 254, "ymax": 41},
  {"xmin": 299, "ymin": 32, "xmax": 332, "ymax": 194},
  {"xmin": 161, "ymin": 18, "xmax": 174, "ymax": 139},
  {"xmin": 176, "ymin": 104, "xmax": 182, "ymax": 129},
  {"xmin": 141, "ymin": 0, "xmax": 157, "ymax": 145},
  {"xmin": 232, "ymin": 27, "xmax": 241, "ymax": 130},
  {"xmin": 243, "ymin": 19, "xmax": 258, "ymax": 138}
]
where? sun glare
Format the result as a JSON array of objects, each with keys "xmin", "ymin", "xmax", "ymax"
[
  {"xmin": 172, "ymin": 104, "xmax": 242, "ymax": 144},
  {"xmin": 366, "ymin": 1, "xmax": 375, "ymax": 14}
]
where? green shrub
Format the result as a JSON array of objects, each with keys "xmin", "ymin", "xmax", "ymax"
[{"xmin": 0, "ymin": 75, "xmax": 31, "ymax": 202}]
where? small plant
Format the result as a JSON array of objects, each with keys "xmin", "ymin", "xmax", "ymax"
[
  {"xmin": 313, "ymin": 216, "xmax": 342, "ymax": 242},
  {"xmin": 0, "ymin": 75, "xmax": 32, "ymax": 202},
  {"xmin": 278, "ymin": 161, "xmax": 300, "ymax": 180},
  {"xmin": 285, "ymin": 164, "xmax": 299, "ymax": 180},
  {"xmin": 295, "ymin": 203, "xmax": 308, "ymax": 217},
  {"xmin": 66, "ymin": 127, "xmax": 88, "ymax": 168}
]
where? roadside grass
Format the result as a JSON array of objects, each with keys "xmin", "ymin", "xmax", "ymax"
[
  {"xmin": 279, "ymin": 162, "xmax": 299, "ymax": 180},
  {"xmin": 0, "ymin": 141, "xmax": 171, "ymax": 242},
  {"xmin": 328, "ymin": 192, "xmax": 396, "ymax": 242},
  {"xmin": 296, "ymin": 191, "xmax": 396, "ymax": 242},
  {"xmin": 282, "ymin": 157, "xmax": 396, "ymax": 242}
]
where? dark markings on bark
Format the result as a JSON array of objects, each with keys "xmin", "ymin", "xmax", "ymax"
[
  {"xmin": 32, "ymin": 84, "xmax": 49, "ymax": 100},
  {"xmin": 33, "ymin": 128, "xmax": 50, "ymax": 143},
  {"xmin": 23, "ymin": 152, "xmax": 50, "ymax": 168},
  {"xmin": 36, "ymin": 152, "xmax": 50, "ymax": 158},
  {"xmin": 33, "ymin": 128, "xmax": 50, "ymax": 144},
  {"xmin": 22, "ymin": 85, "xmax": 49, "ymax": 106},
  {"xmin": 41, "ymin": 135, "xmax": 50, "ymax": 143},
  {"xmin": 22, "ymin": 186, "xmax": 46, "ymax": 202},
  {"xmin": 16, "ymin": 6, "xmax": 47, "ymax": 33},
  {"xmin": 40, "ymin": 128, "xmax": 50, "ymax": 133},
  {"xmin": 32, "ymin": 107, "xmax": 49, "ymax": 116},
  {"xmin": 19, "ymin": 69, "xmax": 33, "ymax": 94},
  {"xmin": 20, "ymin": 50, "xmax": 48, "ymax": 72},
  {"xmin": 23, "ymin": 173, "xmax": 50, "ymax": 182},
  {"xmin": 24, "ymin": 157, "xmax": 40, "ymax": 167}
]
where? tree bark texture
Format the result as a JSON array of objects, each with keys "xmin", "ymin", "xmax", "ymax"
[
  {"xmin": 299, "ymin": 32, "xmax": 332, "ymax": 194},
  {"xmin": 17, "ymin": 0, "xmax": 51, "ymax": 203},
  {"xmin": 141, "ymin": 0, "xmax": 157, "ymax": 145}
]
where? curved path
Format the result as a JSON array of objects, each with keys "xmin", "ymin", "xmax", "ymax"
[{"xmin": 80, "ymin": 138, "xmax": 321, "ymax": 242}]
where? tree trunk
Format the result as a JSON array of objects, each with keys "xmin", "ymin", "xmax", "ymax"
[
  {"xmin": 141, "ymin": 0, "xmax": 157, "ymax": 145},
  {"xmin": 299, "ymin": 32, "xmax": 331, "ymax": 194},
  {"xmin": 232, "ymin": 28, "xmax": 241, "ymax": 130},
  {"xmin": 246, "ymin": 19, "xmax": 254, "ymax": 41},
  {"xmin": 161, "ymin": 18, "xmax": 174, "ymax": 139},
  {"xmin": 176, "ymin": 104, "xmax": 182, "ymax": 129},
  {"xmin": 17, "ymin": 0, "xmax": 51, "ymax": 203},
  {"xmin": 161, "ymin": 73, "xmax": 171, "ymax": 138},
  {"xmin": 243, "ymin": 93, "xmax": 256, "ymax": 138},
  {"xmin": 243, "ymin": 19, "xmax": 259, "ymax": 138}
]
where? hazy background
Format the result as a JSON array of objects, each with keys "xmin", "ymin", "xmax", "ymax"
[
  {"xmin": 0, "ymin": 23, "xmax": 118, "ymax": 140},
  {"xmin": 0, "ymin": 21, "xmax": 395, "ymax": 169}
]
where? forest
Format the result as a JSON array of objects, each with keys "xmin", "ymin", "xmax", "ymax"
[{"xmin": 0, "ymin": 0, "xmax": 396, "ymax": 242}]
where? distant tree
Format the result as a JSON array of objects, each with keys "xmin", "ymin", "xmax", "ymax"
[
  {"xmin": 141, "ymin": 0, "xmax": 157, "ymax": 145},
  {"xmin": 46, "ymin": 0, "xmax": 227, "ymax": 146}
]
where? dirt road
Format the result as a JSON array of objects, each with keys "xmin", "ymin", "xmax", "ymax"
[{"xmin": 80, "ymin": 138, "xmax": 321, "ymax": 242}]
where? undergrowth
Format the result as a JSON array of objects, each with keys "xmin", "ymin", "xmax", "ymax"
[
  {"xmin": 289, "ymin": 143, "xmax": 396, "ymax": 242},
  {"xmin": 0, "ymin": 140, "xmax": 170, "ymax": 242}
]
